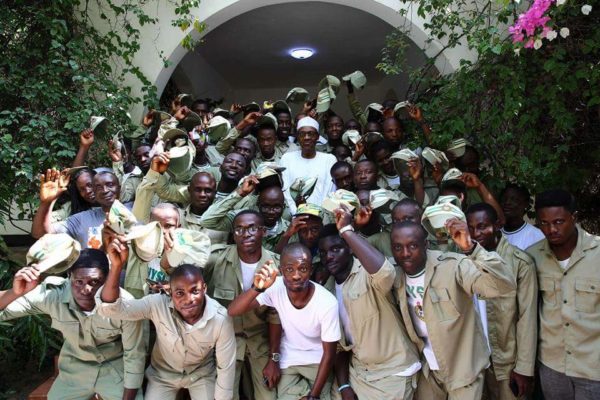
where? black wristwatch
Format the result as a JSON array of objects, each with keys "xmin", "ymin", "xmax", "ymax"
[{"xmin": 251, "ymin": 284, "xmax": 266, "ymax": 293}]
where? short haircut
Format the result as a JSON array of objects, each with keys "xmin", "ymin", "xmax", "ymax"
[
  {"xmin": 440, "ymin": 179, "xmax": 467, "ymax": 195},
  {"xmin": 392, "ymin": 220, "xmax": 428, "ymax": 242},
  {"xmin": 330, "ymin": 160, "xmax": 352, "ymax": 176},
  {"xmin": 151, "ymin": 203, "xmax": 181, "ymax": 223},
  {"xmin": 535, "ymin": 189, "xmax": 576, "ymax": 213},
  {"xmin": 318, "ymin": 223, "xmax": 341, "ymax": 242},
  {"xmin": 94, "ymin": 170, "xmax": 119, "ymax": 182},
  {"xmin": 191, "ymin": 99, "xmax": 209, "ymax": 109},
  {"xmin": 500, "ymin": 183, "xmax": 530, "ymax": 203},
  {"xmin": 394, "ymin": 198, "xmax": 421, "ymax": 211},
  {"xmin": 236, "ymin": 137, "xmax": 256, "ymax": 149},
  {"xmin": 369, "ymin": 140, "xmax": 392, "ymax": 160},
  {"xmin": 190, "ymin": 171, "xmax": 216, "ymax": 185},
  {"xmin": 70, "ymin": 248, "xmax": 109, "ymax": 276},
  {"xmin": 326, "ymin": 114, "xmax": 344, "ymax": 125},
  {"xmin": 383, "ymin": 116, "xmax": 404, "ymax": 130},
  {"xmin": 466, "ymin": 202, "xmax": 498, "ymax": 222},
  {"xmin": 274, "ymin": 109, "xmax": 291, "ymax": 118},
  {"xmin": 233, "ymin": 209, "xmax": 264, "ymax": 225},
  {"xmin": 355, "ymin": 159, "xmax": 377, "ymax": 169},
  {"xmin": 170, "ymin": 264, "xmax": 204, "ymax": 282},
  {"xmin": 281, "ymin": 242, "xmax": 312, "ymax": 260}
]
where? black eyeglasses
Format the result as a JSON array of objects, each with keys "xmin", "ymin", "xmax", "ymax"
[{"xmin": 233, "ymin": 225, "xmax": 264, "ymax": 236}]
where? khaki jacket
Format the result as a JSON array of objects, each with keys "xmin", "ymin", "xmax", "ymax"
[
  {"xmin": 394, "ymin": 245, "xmax": 516, "ymax": 390},
  {"xmin": 200, "ymin": 190, "xmax": 290, "ymax": 251},
  {"xmin": 1, "ymin": 278, "xmax": 146, "ymax": 390},
  {"xmin": 526, "ymin": 227, "xmax": 600, "ymax": 381},
  {"xmin": 97, "ymin": 292, "xmax": 236, "ymax": 400},
  {"xmin": 204, "ymin": 245, "xmax": 281, "ymax": 360},
  {"xmin": 486, "ymin": 235, "xmax": 538, "ymax": 380},
  {"xmin": 336, "ymin": 258, "xmax": 421, "ymax": 381}
]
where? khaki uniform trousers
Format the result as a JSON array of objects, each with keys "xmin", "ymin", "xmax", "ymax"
[
  {"xmin": 331, "ymin": 372, "xmax": 417, "ymax": 400},
  {"xmin": 145, "ymin": 366, "xmax": 215, "ymax": 400},
  {"xmin": 416, "ymin": 369, "xmax": 485, "ymax": 400},
  {"xmin": 233, "ymin": 350, "xmax": 276, "ymax": 400},
  {"xmin": 483, "ymin": 366, "xmax": 527, "ymax": 400},
  {"xmin": 48, "ymin": 366, "xmax": 143, "ymax": 400},
  {"xmin": 278, "ymin": 364, "xmax": 333, "ymax": 400}
]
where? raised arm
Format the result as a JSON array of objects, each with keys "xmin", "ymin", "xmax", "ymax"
[
  {"xmin": 461, "ymin": 172, "xmax": 506, "ymax": 225},
  {"xmin": 227, "ymin": 261, "xmax": 277, "ymax": 316},
  {"xmin": 31, "ymin": 169, "xmax": 69, "ymax": 239},
  {"xmin": 200, "ymin": 176, "xmax": 258, "ymax": 231},
  {"xmin": 446, "ymin": 218, "xmax": 516, "ymax": 298},
  {"xmin": 407, "ymin": 157, "xmax": 426, "ymax": 206},
  {"xmin": 72, "ymin": 128, "xmax": 94, "ymax": 167},
  {"xmin": 0, "ymin": 266, "xmax": 42, "ymax": 310}
]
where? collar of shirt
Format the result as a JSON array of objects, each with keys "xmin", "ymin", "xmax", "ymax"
[{"xmin": 538, "ymin": 226, "xmax": 600, "ymax": 266}]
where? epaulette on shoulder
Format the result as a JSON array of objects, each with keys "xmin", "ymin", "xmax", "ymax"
[{"xmin": 43, "ymin": 276, "xmax": 66, "ymax": 287}]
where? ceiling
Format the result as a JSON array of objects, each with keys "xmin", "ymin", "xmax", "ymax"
[{"xmin": 173, "ymin": 1, "xmax": 429, "ymax": 90}]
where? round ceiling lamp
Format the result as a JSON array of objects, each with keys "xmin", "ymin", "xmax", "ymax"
[{"xmin": 290, "ymin": 48, "xmax": 314, "ymax": 59}]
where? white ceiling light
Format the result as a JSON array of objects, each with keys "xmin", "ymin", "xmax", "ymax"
[{"xmin": 290, "ymin": 48, "xmax": 314, "ymax": 59}]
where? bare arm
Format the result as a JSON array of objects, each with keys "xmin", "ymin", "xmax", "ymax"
[
  {"xmin": 307, "ymin": 341, "xmax": 337, "ymax": 398},
  {"xmin": 334, "ymin": 350, "xmax": 357, "ymax": 400},
  {"xmin": 72, "ymin": 129, "xmax": 94, "ymax": 167},
  {"xmin": 31, "ymin": 169, "xmax": 68, "ymax": 238},
  {"xmin": 461, "ymin": 173, "xmax": 505, "ymax": 225},
  {"xmin": 228, "ymin": 262, "xmax": 277, "ymax": 316}
]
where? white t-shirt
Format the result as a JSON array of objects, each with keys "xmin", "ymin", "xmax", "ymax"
[
  {"xmin": 257, "ymin": 278, "xmax": 341, "ymax": 369},
  {"xmin": 335, "ymin": 283, "xmax": 354, "ymax": 345},
  {"xmin": 558, "ymin": 258, "xmax": 570, "ymax": 270},
  {"xmin": 240, "ymin": 260, "xmax": 259, "ymax": 291},
  {"xmin": 382, "ymin": 173, "xmax": 400, "ymax": 188},
  {"xmin": 405, "ymin": 270, "xmax": 440, "ymax": 370},
  {"xmin": 280, "ymin": 150, "xmax": 337, "ymax": 214},
  {"xmin": 501, "ymin": 222, "xmax": 545, "ymax": 251}
]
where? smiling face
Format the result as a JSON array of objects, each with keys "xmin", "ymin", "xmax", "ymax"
[
  {"xmin": 220, "ymin": 153, "xmax": 247, "ymax": 181},
  {"xmin": 75, "ymin": 171, "xmax": 95, "ymax": 204},
  {"xmin": 373, "ymin": 147, "xmax": 395, "ymax": 176},
  {"xmin": 170, "ymin": 273, "xmax": 206, "ymax": 324},
  {"xmin": 276, "ymin": 112, "xmax": 292, "ymax": 141},
  {"xmin": 536, "ymin": 206, "xmax": 577, "ymax": 247},
  {"xmin": 280, "ymin": 247, "xmax": 312, "ymax": 293},
  {"xmin": 93, "ymin": 173, "xmax": 120, "ymax": 209},
  {"xmin": 391, "ymin": 225, "xmax": 428, "ymax": 276},
  {"xmin": 466, "ymin": 210, "xmax": 499, "ymax": 251},
  {"xmin": 297, "ymin": 127, "xmax": 319, "ymax": 155},
  {"xmin": 319, "ymin": 235, "xmax": 352, "ymax": 281},
  {"xmin": 70, "ymin": 267, "xmax": 106, "ymax": 312},
  {"xmin": 326, "ymin": 116, "xmax": 344, "ymax": 141}
]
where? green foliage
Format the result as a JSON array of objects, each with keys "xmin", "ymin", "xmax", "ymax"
[
  {"xmin": 0, "ymin": 0, "xmax": 203, "ymax": 224},
  {"xmin": 379, "ymin": 0, "xmax": 600, "ymax": 225}
]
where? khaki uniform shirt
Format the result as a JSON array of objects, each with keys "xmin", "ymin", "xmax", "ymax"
[
  {"xmin": 204, "ymin": 245, "xmax": 280, "ymax": 361},
  {"xmin": 51, "ymin": 201, "xmax": 72, "ymax": 223},
  {"xmin": 97, "ymin": 292, "xmax": 236, "ymax": 400},
  {"xmin": 181, "ymin": 204, "xmax": 229, "ymax": 245},
  {"xmin": 526, "ymin": 227, "xmax": 600, "ymax": 381},
  {"xmin": 337, "ymin": 258, "xmax": 421, "ymax": 380},
  {"xmin": 394, "ymin": 245, "xmax": 516, "ymax": 390},
  {"xmin": 200, "ymin": 191, "xmax": 290, "ymax": 251},
  {"xmin": 113, "ymin": 161, "xmax": 143, "ymax": 203},
  {"xmin": 250, "ymin": 147, "xmax": 285, "ymax": 173},
  {"xmin": 275, "ymin": 140, "xmax": 299, "ymax": 155},
  {"xmin": 487, "ymin": 235, "xmax": 538, "ymax": 379},
  {"xmin": 347, "ymin": 93, "xmax": 368, "ymax": 128},
  {"xmin": 0, "ymin": 278, "xmax": 146, "ymax": 389}
]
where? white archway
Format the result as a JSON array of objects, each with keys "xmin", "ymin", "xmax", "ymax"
[{"xmin": 125, "ymin": 0, "xmax": 474, "ymax": 120}]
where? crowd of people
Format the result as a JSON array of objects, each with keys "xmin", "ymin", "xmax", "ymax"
[{"xmin": 0, "ymin": 75, "xmax": 598, "ymax": 400}]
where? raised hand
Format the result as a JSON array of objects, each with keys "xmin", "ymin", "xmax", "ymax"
[
  {"xmin": 12, "ymin": 266, "xmax": 41, "ymax": 297},
  {"xmin": 407, "ymin": 157, "xmax": 424, "ymax": 181},
  {"xmin": 151, "ymin": 152, "xmax": 170, "ymax": 174},
  {"xmin": 253, "ymin": 260, "xmax": 278, "ymax": 290},
  {"xmin": 460, "ymin": 172, "xmax": 482, "ymax": 189},
  {"xmin": 106, "ymin": 237, "xmax": 129, "ymax": 271},
  {"xmin": 408, "ymin": 105, "xmax": 424, "ymax": 122},
  {"xmin": 108, "ymin": 139, "xmax": 122, "ymax": 162},
  {"xmin": 445, "ymin": 218, "xmax": 475, "ymax": 252},
  {"xmin": 237, "ymin": 175, "xmax": 259, "ymax": 197},
  {"xmin": 39, "ymin": 169, "xmax": 68, "ymax": 203},
  {"xmin": 174, "ymin": 106, "xmax": 190, "ymax": 121},
  {"xmin": 79, "ymin": 128, "xmax": 94, "ymax": 148},
  {"xmin": 334, "ymin": 204, "xmax": 355, "ymax": 231}
]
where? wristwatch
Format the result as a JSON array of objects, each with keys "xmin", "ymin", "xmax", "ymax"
[
  {"xmin": 270, "ymin": 352, "xmax": 281, "ymax": 362},
  {"xmin": 339, "ymin": 225, "xmax": 354, "ymax": 236}
]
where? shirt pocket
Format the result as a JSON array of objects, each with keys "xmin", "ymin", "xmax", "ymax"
[
  {"xmin": 429, "ymin": 288, "xmax": 460, "ymax": 322},
  {"xmin": 188, "ymin": 335, "xmax": 216, "ymax": 361},
  {"xmin": 212, "ymin": 287, "xmax": 236, "ymax": 305},
  {"xmin": 92, "ymin": 326, "xmax": 122, "ymax": 345},
  {"xmin": 157, "ymin": 321, "xmax": 180, "ymax": 349},
  {"xmin": 51, "ymin": 319, "xmax": 79, "ymax": 342},
  {"xmin": 575, "ymin": 279, "xmax": 600, "ymax": 314},
  {"xmin": 539, "ymin": 277, "xmax": 557, "ymax": 307}
]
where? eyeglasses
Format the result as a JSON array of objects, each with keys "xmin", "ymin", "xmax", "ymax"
[
  {"xmin": 298, "ymin": 131, "xmax": 318, "ymax": 139},
  {"xmin": 233, "ymin": 225, "xmax": 264, "ymax": 236},
  {"xmin": 259, "ymin": 204, "xmax": 284, "ymax": 212}
]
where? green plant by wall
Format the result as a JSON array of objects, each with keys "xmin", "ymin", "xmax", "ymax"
[{"xmin": 379, "ymin": 0, "xmax": 599, "ymax": 228}]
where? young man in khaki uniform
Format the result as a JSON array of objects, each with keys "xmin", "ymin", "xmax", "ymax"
[
  {"xmin": 204, "ymin": 210, "xmax": 282, "ymax": 400},
  {"xmin": 318, "ymin": 216, "xmax": 421, "ymax": 399},
  {"xmin": 0, "ymin": 249, "xmax": 146, "ymax": 400},
  {"xmin": 526, "ymin": 189, "xmax": 600, "ymax": 400},
  {"xmin": 391, "ymin": 220, "xmax": 516, "ymax": 400},
  {"xmin": 466, "ymin": 203, "xmax": 538, "ymax": 399},
  {"xmin": 99, "ymin": 241, "xmax": 236, "ymax": 400}
]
